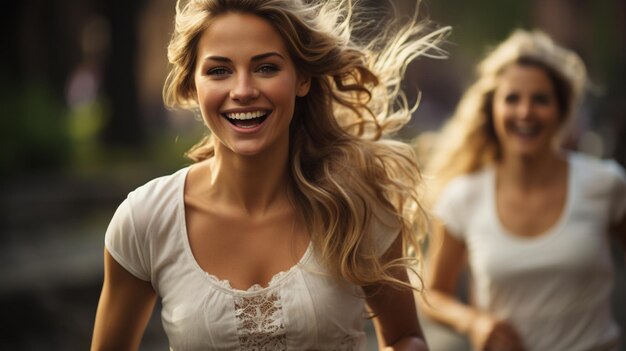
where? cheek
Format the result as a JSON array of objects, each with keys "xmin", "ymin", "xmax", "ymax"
[
  {"xmin": 267, "ymin": 75, "xmax": 299, "ymax": 104},
  {"xmin": 490, "ymin": 103, "xmax": 512, "ymax": 144},
  {"xmin": 197, "ymin": 83, "xmax": 226, "ymax": 110},
  {"xmin": 196, "ymin": 88, "xmax": 227, "ymax": 130},
  {"xmin": 491, "ymin": 102, "xmax": 508, "ymax": 128},
  {"xmin": 546, "ymin": 106, "xmax": 561, "ymax": 123}
]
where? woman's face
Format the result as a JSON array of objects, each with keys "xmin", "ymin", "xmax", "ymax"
[
  {"xmin": 492, "ymin": 64, "xmax": 562, "ymax": 159},
  {"xmin": 194, "ymin": 12, "xmax": 310, "ymax": 157}
]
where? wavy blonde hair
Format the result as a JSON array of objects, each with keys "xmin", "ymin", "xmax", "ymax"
[
  {"xmin": 425, "ymin": 29, "xmax": 587, "ymax": 200},
  {"xmin": 163, "ymin": 0, "xmax": 450, "ymax": 290}
]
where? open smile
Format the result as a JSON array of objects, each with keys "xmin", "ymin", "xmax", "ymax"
[
  {"xmin": 507, "ymin": 121, "xmax": 542, "ymax": 139},
  {"xmin": 222, "ymin": 110, "xmax": 271, "ymax": 129}
]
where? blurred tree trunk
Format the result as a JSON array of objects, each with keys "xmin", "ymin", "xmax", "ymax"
[{"xmin": 100, "ymin": 0, "xmax": 145, "ymax": 147}]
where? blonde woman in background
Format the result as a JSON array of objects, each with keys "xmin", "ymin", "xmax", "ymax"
[
  {"xmin": 91, "ymin": 0, "xmax": 450, "ymax": 350},
  {"xmin": 422, "ymin": 29, "xmax": 626, "ymax": 351}
]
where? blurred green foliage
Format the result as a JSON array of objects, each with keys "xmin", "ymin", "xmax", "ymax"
[
  {"xmin": 425, "ymin": 0, "xmax": 530, "ymax": 57},
  {"xmin": 67, "ymin": 98, "xmax": 108, "ymax": 168},
  {"xmin": 0, "ymin": 82, "xmax": 202, "ymax": 179},
  {"xmin": 0, "ymin": 83, "xmax": 72, "ymax": 177}
]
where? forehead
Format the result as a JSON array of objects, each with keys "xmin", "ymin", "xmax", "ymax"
[
  {"xmin": 496, "ymin": 64, "xmax": 555, "ymax": 92},
  {"xmin": 196, "ymin": 12, "xmax": 289, "ymax": 58}
]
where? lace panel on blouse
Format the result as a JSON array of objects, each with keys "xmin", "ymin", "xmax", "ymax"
[{"xmin": 234, "ymin": 291, "xmax": 287, "ymax": 350}]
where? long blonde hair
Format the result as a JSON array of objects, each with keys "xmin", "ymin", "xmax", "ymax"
[
  {"xmin": 163, "ymin": 0, "xmax": 450, "ymax": 290},
  {"xmin": 425, "ymin": 29, "xmax": 587, "ymax": 200}
]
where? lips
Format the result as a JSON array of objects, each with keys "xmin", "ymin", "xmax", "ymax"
[
  {"xmin": 507, "ymin": 121, "xmax": 541, "ymax": 138},
  {"xmin": 222, "ymin": 110, "xmax": 270, "ymax": 129}
]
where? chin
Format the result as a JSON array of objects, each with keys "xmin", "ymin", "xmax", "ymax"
[
  {"xmin": 232, "ymin": 147, "xmax": 264, "ymax": 157},
  {"xmin": 512, "ymin": 139, "xmax": 551, "ymax": 155},
  {"xmin": 516, "ymin": 147, "xmax": 549, "ymax": 159},
  {"xmin": 220, "ymin": 140, "xmax": 260, "ymax": 155}
]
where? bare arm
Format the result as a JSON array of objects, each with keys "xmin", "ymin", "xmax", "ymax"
[
  {"xmin": 91, "ymin": 248, "xmax": 157, "ymax": 351},
  {"xmin": 421, "ymin": 220, "xmax": 525, "ymax": 351},
  {"xmin": 365, "ymin": 237, "xmax": 428, "ymax": 351},
  {"xmin": 420, "ymin": 220, "xmax": 475, "ymax": 333}
]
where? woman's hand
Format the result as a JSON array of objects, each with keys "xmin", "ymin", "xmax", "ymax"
[{"xmin": 469, "ymin": 313, "xmax": 525, "ymax": 351}]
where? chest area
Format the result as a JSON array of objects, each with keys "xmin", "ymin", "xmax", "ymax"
[
  {"xmin": 158, "ymin": 257, "xmax": 366, "ymax": 350},
  {"xmin": 184, "ymin": 202, "xmax": 310, "ymax": 291},
  {"xmin": 465, "ymin": 199, "xmax": 612, "ymax": 281},
  {"xmin": 495, "ymin": 182, "xmax": 567, "ymax": 237}
]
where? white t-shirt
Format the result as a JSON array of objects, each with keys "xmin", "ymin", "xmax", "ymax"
[
  {"xmin": 105, "ymin": 167, "xmax": 400, "ymax": 351},
  {"xmin": 435, "ymin": 152, "xmax": 626, "ymax": 351}
]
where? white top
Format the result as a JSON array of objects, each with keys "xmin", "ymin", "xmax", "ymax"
[
  {"xmin": 105, "ymin": 167, "xmax": 400, "ymax": 351},
  {"xmin": 434, "ymin": 152, "xmax": 626, "ymax": 351}
]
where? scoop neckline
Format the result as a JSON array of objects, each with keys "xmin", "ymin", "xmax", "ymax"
[
  {"xmin": 175, "ymin": 166, "xmax": 313, "ymax": 296},
  {"xmin": 488, "ymin": 154, "xmax": 574, "ymax": 244}
]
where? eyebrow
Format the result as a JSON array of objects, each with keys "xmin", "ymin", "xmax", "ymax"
[{"xmin": 203, "ymin": 52, "xmax": 285, "ymax": 63}]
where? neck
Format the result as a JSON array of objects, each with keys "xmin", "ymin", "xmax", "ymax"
[
  {"xmin": 209, "ymin": 142, "xmax": 292, "ymax": 216},
  {"xmin": 496, "ymin": 150, "xmax": 567, "ymax": 189}
]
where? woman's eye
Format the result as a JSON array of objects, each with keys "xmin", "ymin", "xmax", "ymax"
[
  {"xmin": 207, "ymin": 67, "xmax": 230, "ymax": 76},
  {"xmin": 504, "ymin": 93, "xmax": 519, "ymax": 104},
  {"xmin": 533, "ymin": 94, "xmax": 551, "ymax": 105},
  {"xmin": 257, "ymin": 64, "xmax": 279, "ymax": 74}
]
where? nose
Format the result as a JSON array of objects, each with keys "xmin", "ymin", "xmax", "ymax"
[
  {"xmin": 229, "ymin": 74, "xmax": 259, "ymax": 104},
  {"xmin": 517, "ymin": 99, "xmax": 532, "ymax": 119}
]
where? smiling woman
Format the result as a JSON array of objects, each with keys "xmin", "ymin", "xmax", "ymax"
[
  {"xmin": 91, "ymin": 0, "xmax": 449, "ymax": 350},
  {"xmin": 422, "ymin": 30, "xmax": 626, "ymax": 351},
  {"xmin": 491, "ymin": 63, "xmax": 562, "ymax": 160},
  {"xmin": 193, "ymin": 12, "xmax": 309, "ymax": 157}
]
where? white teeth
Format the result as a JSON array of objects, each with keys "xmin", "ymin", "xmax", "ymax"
[
  {"xmin": 510, "ymin": 122, "xmax": 538, "ymax": 135},
  {"xmin": 225, "ymin": 111, "xmax": 267, "ymax": 120}
]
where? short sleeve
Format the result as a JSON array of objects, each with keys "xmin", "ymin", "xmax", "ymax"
[
  {"xmin": 371, "ymin": 214, "xmax": 401, "ymax": 257},
  {"xmin": 433, "ymin": 178, "xmax": 468, "ymax": 240},
  {"xmin": 607, "ymin": 160, "xmax": 626, "ymax": 224},
  {"xmin": 104, "ymin": 199, "xmax": 151, "ymax": 281}
]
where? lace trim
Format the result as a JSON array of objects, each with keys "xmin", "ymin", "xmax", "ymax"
[
  {"xmin": 201, "ymin": 243, "xmax": 313, "ymax": 293},
  {"xmin": 206, "ymin": 270, "xmax": 290, "ymax": 292},
  {"xmin": 234, "ymin": 290, "xmax": 287, "ymax": 350}
]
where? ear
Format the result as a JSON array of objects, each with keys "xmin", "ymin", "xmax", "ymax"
[{"xmin": 296, "ymin": 75, "xmax": 311, "ymax": 97}]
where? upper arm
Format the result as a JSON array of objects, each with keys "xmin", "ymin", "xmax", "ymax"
[
  {"xmin": 91, "ymin": 248, "xmax": 157, "ymax": 351},
  {"xmin": 426, "ymin": 219, "xmax": 467, "ymax": 294},
  {"xmin": 365, "ymin": 237, "xmax": 427, "ymax": 350}
]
